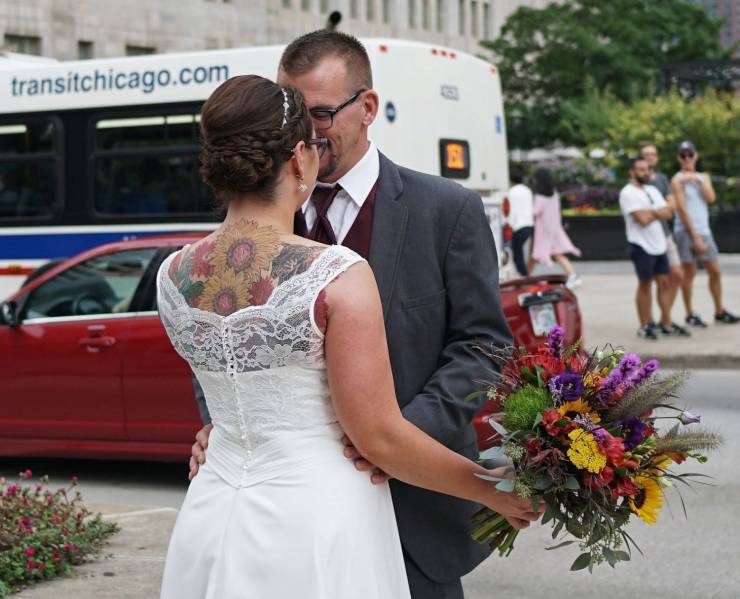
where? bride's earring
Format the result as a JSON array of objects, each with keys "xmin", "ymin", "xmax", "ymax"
[{"xmin": 297, "ymin": 178, "xmax": 308, "ymax": 193}]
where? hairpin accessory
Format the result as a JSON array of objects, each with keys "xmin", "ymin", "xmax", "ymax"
[{"xmin": 281, "ymin": 88, "xmax": 290, "ymax": 128}]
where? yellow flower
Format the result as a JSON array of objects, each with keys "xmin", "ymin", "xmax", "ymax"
[
  {"xmin": 628, "ymin": 476, "xmax": 664, "ymax": 524},
  {"xmin": 200, "ymin": 269, "xmax": 251, "ymax": 316},
  {"xmin": 567, "ymin": 429, "xmax": 607, "ymax": 473},
  {"xmin": 212, "ymin": 220, "xmax": 281, "ymax": 282},
  {"xmin": 559, "ymin": 399, "xmax": 601, "ymax": 424}
]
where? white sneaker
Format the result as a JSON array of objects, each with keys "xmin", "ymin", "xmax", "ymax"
[{"xmin": 566, "ymin": 274, "xmax": 582, "ymax": 290}]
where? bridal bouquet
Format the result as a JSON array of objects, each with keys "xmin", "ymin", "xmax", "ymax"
[{"xmin": 471, "ymin": 326, "xmax": 722, "ymax": 571}]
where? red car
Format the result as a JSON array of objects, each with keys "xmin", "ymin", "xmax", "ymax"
[{"xmin": 0, "ymin": 235, "xmax": 581, "ymax": 461}]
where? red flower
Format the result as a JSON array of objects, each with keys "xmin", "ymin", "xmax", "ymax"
[
  {"xmin": 37, "ymin": 562, "xmax": 46, "ymax": 571},
  {"xmin": 610, "ymin": 476, "xmax": 638, "ymax": 500},
  {"xmin": 21, "ymin": 469, "xmax": 33, "ymax": 479},
  {"xmin": 190, "ymin": 240, "xmax": 215, "ymax": 278},
  {"xmin": 64, "ymin": 542, "xmax": 74, "ymax": 552},
  {"xmin": 598, "ymin": 431, "xmax": 625, "ymax": 467},
  {"xmin": 582, "ymin": 465, "xmax": 615, "ymax": 489},
  {"xmin": 25, "ymin": 548, "xmax": 35, "ymax": 557},
  {"xmin": 26, "ymin": 560, "xmax": 36, "ymax": 569},
  {"xmin": 526, "ymin": 438, "xmax": 542, "ymax": 455},
  {"xmin": 542, "ymin": 410, "xmax": 562, "ymax": 436},
  {"xmin": 249, "ymin": 277, "xmax": 275, "ymax": 306}
]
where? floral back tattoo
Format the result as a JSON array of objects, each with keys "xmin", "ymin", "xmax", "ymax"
[{"xmin": 168, "ymin": 220, "xmax": 325, "ymax": 317}]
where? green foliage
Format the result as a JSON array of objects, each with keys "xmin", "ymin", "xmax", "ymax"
[
  {"xmin": 501, "ymin": 386, "xmax": 552, "ymax": 431},
  {"xmin": 565, "ymin": 89, "xmax": 740, "ymax": 206},
  {"xmin": 483, "ymin": 0, "xmax": 729, "ymax": 148},
  {"xmin": 0, "ymin": 472, "xmax": 119, "ymax": 596}
]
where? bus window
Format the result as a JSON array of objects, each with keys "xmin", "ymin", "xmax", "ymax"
[
  {"xmin": 92, "ymin": 112, "xmax": 215, "ymax": 217},
  {"xmin": 0, "ymin": 120, "xmax": 59, "ymax": 221}
]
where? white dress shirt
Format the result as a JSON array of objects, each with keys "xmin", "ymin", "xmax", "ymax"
[{"xmin": 302, "ymin": 141, "xmax": 380, "ymax": 244}]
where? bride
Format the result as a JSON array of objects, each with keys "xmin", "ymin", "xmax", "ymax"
[{"xmin": 157, "ymin": 75, "xmax": 541, "ymax": 599}]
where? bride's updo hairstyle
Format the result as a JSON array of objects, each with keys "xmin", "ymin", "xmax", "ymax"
[{"xmin": 199, "ymin": 74, "xmax": 312, "ymax": 200}]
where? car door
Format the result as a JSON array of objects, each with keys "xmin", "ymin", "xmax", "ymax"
[
  {"xmin": 0, "ymin": 247, "xmax": 158, "ymax": 441},
  {"xmin": 120, "ymin": 248, "xmax": 201, "ymax": 445}
]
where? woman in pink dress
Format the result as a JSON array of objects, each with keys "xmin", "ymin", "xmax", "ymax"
[{"xmin": 529, "ymin": 169, "xmax": 582, "ymax": 289}]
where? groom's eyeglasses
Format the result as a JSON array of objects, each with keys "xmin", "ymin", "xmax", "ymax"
[
  {"xmin": 679, "ymin": 152, "xmax": 695, "ymax": 159},
  {"xmin": 309, "ymin": 90, "xmax": 366, "ymax": 129},
  {"xmin": 306, "ymin": 137, "xmax": 329, "ymax": 158}
]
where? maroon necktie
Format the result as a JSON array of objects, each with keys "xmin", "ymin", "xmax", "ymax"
[{"xmin": 309, "ymin": 185, "xmax": 341, "ymax": 245}]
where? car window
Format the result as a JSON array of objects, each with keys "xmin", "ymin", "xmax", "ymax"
[{"xmin": 23, "ymin": 248, "xmax": 157, "ymax": 320}]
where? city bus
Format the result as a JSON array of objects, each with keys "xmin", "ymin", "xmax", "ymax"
[{"xmin": 0, "ymin": 39, "xmax": 510, "ymax": 298}]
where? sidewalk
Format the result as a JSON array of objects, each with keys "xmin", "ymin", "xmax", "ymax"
[
  {"xmin": 571, "ymin": 254, "xmax": 740, "ymax": 369},
  {"xmin": 13, "ymin": 257, "xmax": 740, "ymax": 599}
]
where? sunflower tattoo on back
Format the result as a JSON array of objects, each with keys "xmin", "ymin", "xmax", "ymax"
[{"xmin": 169, "ymin": 220, "xmax": 325, "ymax": 317}]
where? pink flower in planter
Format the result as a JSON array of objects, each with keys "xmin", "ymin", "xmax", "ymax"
[
  {"xmin": 26, "ymin": 559, "xmax": 36, "ymax": 569},
  {"xmin": 37, "ymin": 562, "xmax": 46, "ymax": 571},
  {"xmin": 25, "ymin": 548, "xmax": 35, "ymax": 557},
  {"xmin": 5, "ymin": 484, "xmax": 18, "ymax": 496},
  {"xmin": 35, "ymin": 484, "xmax": 43, "ymax": 494},
  {"xmin": 63, "ymin": 542, "xmax": 74, "ymax": 552},
  {"xmin": 21, "ymin": 516, "xmax": 31, "ymax": 527},
  {"xmin": 71, "ymin": 475, "xmax": 78, "ymax": 484},
  {"xmin": 20, "ymin": 469, "xmax": 33, "ymax": 479}
]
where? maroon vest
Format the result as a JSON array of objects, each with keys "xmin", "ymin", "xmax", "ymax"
[{"xmin": 340, "ymin": 180, "xmax": 378, "ymax": 260}]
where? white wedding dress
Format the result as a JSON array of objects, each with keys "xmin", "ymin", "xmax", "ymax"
[{"xmin": 156, "ymin": 244, "xmax": 411, "ymax": 599}]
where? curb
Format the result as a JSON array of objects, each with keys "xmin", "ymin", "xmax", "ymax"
[{"xmin": 648, "ymin": 354, "xmax": 740, "ymax": 370}]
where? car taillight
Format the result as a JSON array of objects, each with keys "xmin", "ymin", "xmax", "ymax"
[{"xmin": 503, "ymin": 223, "xmax": 513, "ymax": 243}]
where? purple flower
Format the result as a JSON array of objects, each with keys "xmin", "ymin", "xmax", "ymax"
[
  {"xmin": 550, "ymin": 372, "xmax": 584, "ymax": 403},
  {"xmin": 678, "ymin": 411, "xmax": 701, "ymax": 425},
  {"xmin": 621, "ymin": 417, "xmax": 649, "ymax": 450},
  {"xmin": 547, "ymin": 325, "xmax": 564, "ymax": 360},
  {"xmin": 622, "ymin": 358, "xmax": 660, "ymax": 391}
]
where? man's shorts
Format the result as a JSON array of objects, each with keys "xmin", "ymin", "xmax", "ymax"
[
  {"xmin": 628, "ymin": 243, "xmax": 670, "ymax": 281},
  {"xmin": 674, "ymin": 230, "xmax": 719, "ymax": 264},
  {"xmin": 665, "ymin": 234, "xmax": 681, "ymax": 268}
]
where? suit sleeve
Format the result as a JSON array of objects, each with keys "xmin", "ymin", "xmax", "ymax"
[
  {"xmin": 192, "ymin": 374, "xmax": 212, "ymax": 425},
  {"xmin": 401, "ymin": 191, "xmax": 513, "ymax": 446}
]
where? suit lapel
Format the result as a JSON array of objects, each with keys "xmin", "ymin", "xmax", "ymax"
[{"xmin": 369, "ymin": 153, "xmax": 408, "ymax": 319}]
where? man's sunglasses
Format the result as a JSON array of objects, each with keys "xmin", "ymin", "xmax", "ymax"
[
  {"xmin": 309, "ymin": 90, "xmax": 366, "ymax": 128},
  {"xmin": 306, "ymin": 137, "xmax": 329, "ymax": 157},
  {"xmin": 679, "ymin": 152, "xmax": 695, "ymax": 159}
]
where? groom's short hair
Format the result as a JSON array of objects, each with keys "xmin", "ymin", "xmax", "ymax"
[{"xmin": 280, "ymin": 30, "xmax": 373, "ymax": 92}]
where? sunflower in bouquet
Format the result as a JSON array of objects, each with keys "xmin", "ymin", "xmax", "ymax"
[{"xmin": 471, "ymin": 326, "xmax": 722, "ymax": 571}]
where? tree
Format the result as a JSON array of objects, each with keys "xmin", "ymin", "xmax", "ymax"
[{"xmin": 483, "ymin": 0, "xmax": 729, "ymax": 148}]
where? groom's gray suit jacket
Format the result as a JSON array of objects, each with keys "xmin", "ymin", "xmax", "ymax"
[
  {"xmin": 193, "ymin": 152, "xmax": 512, "ymax": 582},
  {"xmin": 368, "ymin": 153, "xmax": 511, "ymax": 582}
]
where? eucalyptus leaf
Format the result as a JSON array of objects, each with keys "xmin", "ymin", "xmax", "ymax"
[
  {"xmin": 602, "ymin": 547, "xmax": 616, "ymax": 567},
  {"xmin": 564, "ymin": 476, "xmax": 580, "ymax": 491},
  {"xmin": 545, "ymin": 540, "xmax": 575, "ymax": 551},
  {"xmin": 478, "ymin": 446, "xmax": 505, "ymax": 460},
  {"xmin": 474, "ymin": 473, "xmax": 505, "ymax": 483},
  {"xmin": 532, "ymin": 412, "xmax": 544, "ymax": 428},
  {"xmin": 570, "ymin": 553, "xmax": 592, "ymax": 571},
  {"xmin": 489, "ymin": 419, "xmax": 509, "ymax": 436},
  {"xmin": 565, "ymin": 518, "xmax": 584, "ymax": 538},
  {"xmin": 552, "ymin": 519, "xmax": 565, "ymax": 539},
  {"xmin": 495, "ymin": 479, "xmax": 515, "ymax": 493},
  {"xmin": 533, "ymin": 477, "xmax": 554, "ymax": 491},
  {"xmin": 614, "ymin": 550, "xmax": 631, "ymax": 562}
]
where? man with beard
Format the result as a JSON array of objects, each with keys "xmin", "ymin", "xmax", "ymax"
[{"xmin": 619, "ymin": 157, "xmax": 674, "ymax": 340}]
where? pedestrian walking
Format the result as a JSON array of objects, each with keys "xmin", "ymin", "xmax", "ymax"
[
  {"xmin": 638, "ymin": 142, "xmax": 690, "ymax": 336},
  {"xmin": 529, "ymin": 169, "xmax": 582, "ymax": 289},
  {"xmin": 619, "ymin": 157, "xmax": 674, "ymax": 340},
  {"xmin": 671, "ymin": 141, "xmax": 738, "ymax": 326},
  {"xmin": 507, "ymin": 166, "xmax": 534, "ymax": 277}
]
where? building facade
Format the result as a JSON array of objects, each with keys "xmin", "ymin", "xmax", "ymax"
[
  {"xmin": 690, "ymin": 0, "xmax": 739, "ymax": 57},
  {"xmin": 0, "ymin": 0, "xmax": 553, "ymax": 61}
]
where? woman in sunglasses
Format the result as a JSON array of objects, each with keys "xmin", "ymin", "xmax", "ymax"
[{"xmin": 671, "ymin": 140, "xmax": 738, "ymax": 326}]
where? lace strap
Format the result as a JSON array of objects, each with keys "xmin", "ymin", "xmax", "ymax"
[{"xmin": 306, "ymin": 245, "xmax": 365, "ymax": 338}]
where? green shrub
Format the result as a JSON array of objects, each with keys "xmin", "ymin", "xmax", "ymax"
[{"xmin": 0, "ymin": 471, "xmax": 118, "ymax": 596}]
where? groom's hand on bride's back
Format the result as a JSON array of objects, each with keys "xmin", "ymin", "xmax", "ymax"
[
  {"xmin": 189, "ymin": 424, "xmax": 213, "ymax": 480},
  {"xmin": 341, "ymin": 435, "xmax": 392, "ymax": 485}
]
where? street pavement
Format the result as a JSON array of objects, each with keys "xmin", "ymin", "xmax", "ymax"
[{"xmin": 8, "ymin": 256, "xmax": 740, "ymax": 598}]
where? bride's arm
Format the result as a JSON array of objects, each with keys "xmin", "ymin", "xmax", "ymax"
[{"xmin": 324, "ymin": 262, "xmax": 540, "ymax": 529}]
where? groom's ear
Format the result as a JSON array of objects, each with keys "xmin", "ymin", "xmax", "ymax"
[{"xmin": 361, "ymin": 90, "xmax": 379, "ymax": 128}]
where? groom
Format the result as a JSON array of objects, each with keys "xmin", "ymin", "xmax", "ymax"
[{"xmin": 189, "ymin": 30, "xmax": 512, "ymax": 598}]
